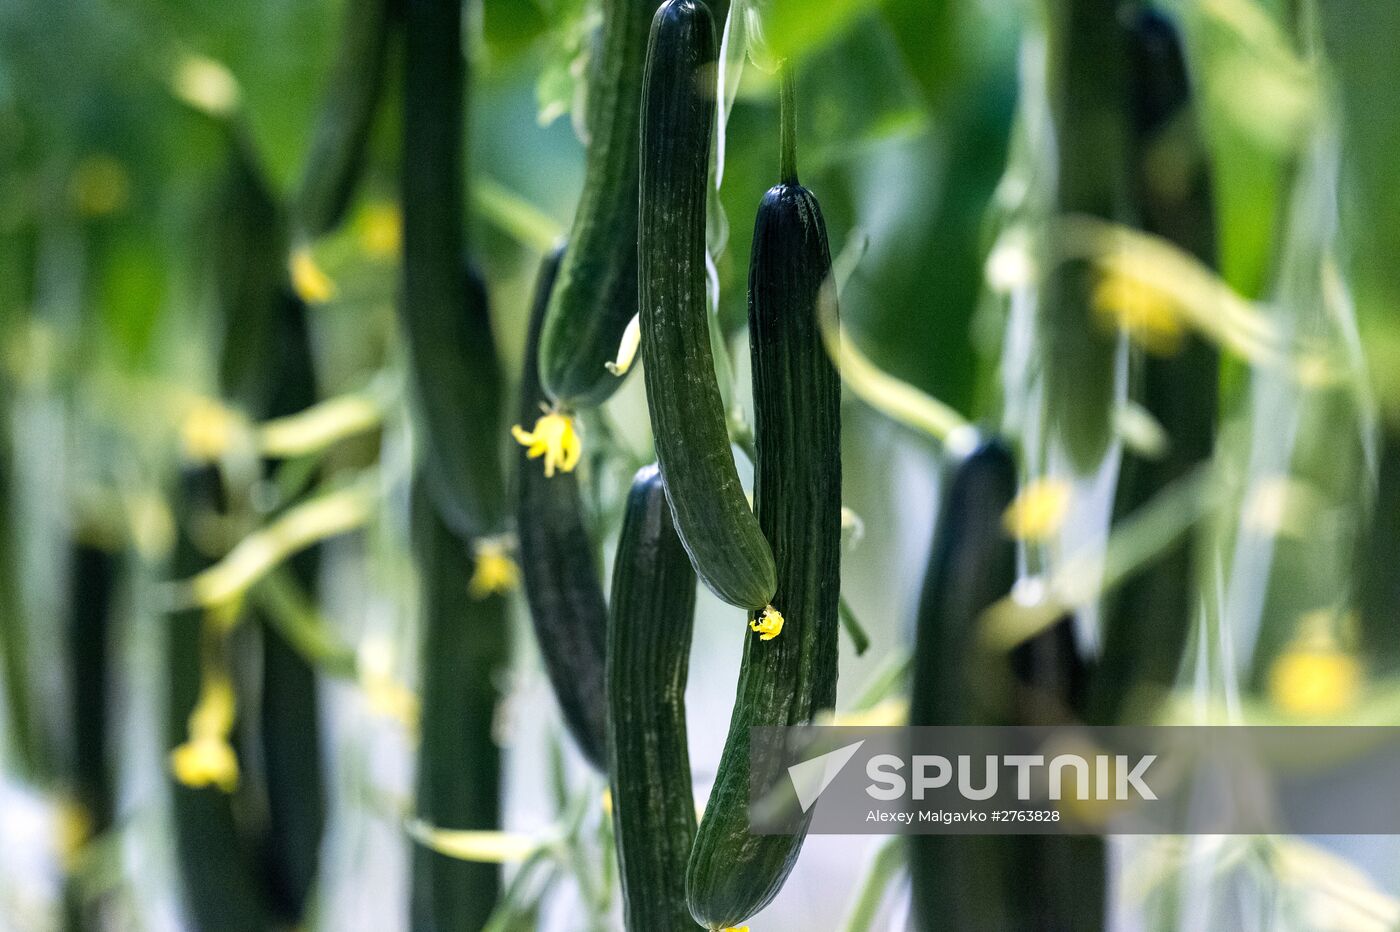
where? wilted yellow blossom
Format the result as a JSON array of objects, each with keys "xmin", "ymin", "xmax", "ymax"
[
  {"xmin": 750, "ymin": 605, "xmax": 785, "ymax": 641},
  {"xmin": 1092, "ymin": 270, "xmax": 1186, "ymax": 356},
  {"xmin": 1002, "ymin": 479, "xmax": 1071, "ymax": 541},
  {"xmin": 469, "ymin": 537, "xmax": 520, "ymax": 598},
  {"xmin": 512, "ymin": 411, "xmax": 581, "ymax": 478},
  {"xmin": 290, "ymin": 246, "xmax": 336, "ymax": 304}
]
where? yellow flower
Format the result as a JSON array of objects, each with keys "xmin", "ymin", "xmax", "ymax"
[
  {"xmin": 469, "ymin": 538, "xmax": 520, "ymax": 598},
  {"xmin": 750, "ymin": 605, "xmax": 784, "ymax": 641},
  {"xmin": 722, "ymin": 927, "xmax": 751, "ymax": 932},
  {"xmin": 188, "ymin": 673, "xmax": 237, "ymax": 738},
  {"xmin": 69, "ymin": 155, "xmax": 130, "ymax": 217},
  {"xmin": 1092, "ymin": 270, "xmax": 1185, "ymax": 356},
  {"xmin": 180, "ymin": 397, "xmax": 244, "ymax": 462},
  {"xmin": 357, "ymin": 202, "xmax": 402, "ymax": 258},
  {"xmin": 170, "ymin": 735, "xmax": 241, "ymax": 792},
  {"xmin": 1269, "ymin": 614, "xmax": 1361, "ymax": 717},
  {"xmin": 511, "ymin": 411, "xmax": 581, "ymax": 478},
  {"xmin": 1002, "ymin": 479, "xmax": 1071, "ymax": 542},
  {"xmin": 290, "ymin": 246, "xmax": 336, "ymax": 304}
]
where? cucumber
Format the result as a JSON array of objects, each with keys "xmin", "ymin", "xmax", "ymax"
[
  {"xmin": 908, "ymin": 441, "xmax": 1103, "ymax": 932},
  {"xmin": 252, "ymin": 293, "xmax": 326, "ymax": 924},
  {"xmin": 516, "ymin": 247, "xmax": 610, "ymax": 769},
  {"xmin": 410, "ymin": 481, "xmax": 510, "ymax": 932},
  {"xmin": 168, "ymin": 467, "xmax": 269, "ymax": 932},
  {"xmin": 1092, "ymin": 8, "xmax": 1217, "ymax": 723},
  {"xmin": 638, "ymin": 0, "xmax": 776, "ymax": 612},
  {"xmin": 607, "ymin": 464, "xmax": 701, "ymax": 932},
  {"xmin": 400, "ymin": 0, "xmax": 506, "ymax": 540},
  {"xmin": 293, "ymin": 0, "xmax": 394, "ymax": 238},
  {"xmin": 1040, "ymin": 0, "xmax": 1131, "ymax": 472},
  {"xmin": 537, "ymin": 0, "xmax": 663, "ymax": 407},
  {"xmin": 685, "ymin": 74, "xmax": 842, "ymax": 927},
  {"xmin": 212, "ymin": 142, "xmax": 286, "ymax": 417}
]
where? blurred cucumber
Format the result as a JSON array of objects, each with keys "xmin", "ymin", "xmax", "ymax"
[
  {"xmin": 410, "ymin": 482, "xmax": 509, "ymax": 932},
  {"xmin": 1040, "ymin": 0, "xmax": 1131, "ymax": 472},
  {"xmin": 607, "ymin": 465, "xmax": 701, "ymax": 931},
  {"xmin": 167, "ymin": 466, "xmax": 269, "ymax": 932},
  {"xmin": 909, "ymin": 441, "xmax": 1103, "ymax": 931},
  {"xmin": 516, "ymin": 247, "xmax": 609, "ymax": 769},
  {"xmin": 293, "ymin": 0, "xmax": 395, "ymax": 238},
  {"xmin": 400, "ymin": 0, "xmax": 506, "ymax": 541},
  {"xmin": 1091, "ymin": 8, "xmax": 1218, "ymax": 723}
]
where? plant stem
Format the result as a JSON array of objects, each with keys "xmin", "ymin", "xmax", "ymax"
[{"xmin": 779, "ymin": 62, "xmax": 798, "ymax": 185}]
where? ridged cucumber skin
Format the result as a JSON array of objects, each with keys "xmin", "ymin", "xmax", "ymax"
[
  {"xmin": 639, "ymin": 0, "xmax": 776, "ymax": 612},
  {"xmin": 538, "ymin": 0, "xmax": 663, "ymax": 407},
  {"xmin": 908, "ymin": 443, "xmax": 1104, "ymax": 932},
  {"xmin": 293, "ymin": 0, "xmax": 393, "ymax": 237},
  {"xmin": 1040, "ymin": 0, "xmax": 1131, "ymax": 473},
  {"xmin": 400, "ymin": 0, "xmax": 506, "ymax": 541},
  {"xmin": 410, "ymin": 482, "xmax": 509, "ymax": 932},
  {"xmin": 607, "ymin": 464, "xmax": 702, "ymax": 932},
  {"xmin": 168, "ymin": 467, "xmax": 269, "ymax": 932},
  {"xmin": 685, "ymin": 182, "xmax": 841, "ymax": 929},
  {"xmin": 516, "ymin": 247, "xmax": 610, "ymax": 769},
  {"xmin": 1092, "ymin": 8, "xmax": 1217, "ymax": 723}
]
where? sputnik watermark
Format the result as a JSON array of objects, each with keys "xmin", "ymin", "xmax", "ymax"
[
  {"xmin": 864, "ymin": 752, "xmax": 1156, "ymax": 802},
  {"xmin": 749, "ymin": 726, "xmax": 1400, "ymax": 835}
]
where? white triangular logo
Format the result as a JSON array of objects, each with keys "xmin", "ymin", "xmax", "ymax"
[{"xmin": 787, "ymin": 740, "xmax": 865, "ymax": 813}]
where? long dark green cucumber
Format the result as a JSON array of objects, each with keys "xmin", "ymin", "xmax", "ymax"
[
  {"xmin": 67, "ymin": 541, "xmax": 118, "ymax": 832},
  {"xmin": 293, "ymin": 0, "xmax": 394, "ymax": 237},
  {"xmin": 213, "ymin": 141, "xmax": 286, "ymax": 417},
  {"xmin": 639, "ymin": 0, "xmax": 776, "ymax": 612},
  {"xmin": 400, "ymin": 0, "xmax": 506, "ymax": 540},
  {"xmin": 411, "ymin": 480, "xmax": 509, "ymax": 932},
  {"xmin": 685, "ymin": 112, "xmax": 841, "ymax": 928},
  {"xmin": 908, "ymin": 442, "xmax": 1103, "ymax": 932},
  {"xmin": 537, "ymin": 0, "xmax": 663, "ymax": 407},
  {"xmin": 516, "ymin": 247, "xmax": 609, "ymax": 768},
  {"xmin": 607, "ymin": 464, "xmax": 701, "ymax": 932},
  {"xmin": 1091, "ymin": 8, "xmax": 1218, "ymax": 723},
  {"xmin": 168, "ymin": 467, "xmax": 269, "ymax": 932},
  {"xmin": 253, "ymin": 293, "xmax": 326, "ymax": 923},
  {"xmin": 1041, "ymin": 0, "xmax": 1130, "ymax": 472}
]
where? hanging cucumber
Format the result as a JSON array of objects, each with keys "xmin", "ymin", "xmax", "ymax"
[
  {"xmin": 516, "ymin": 247, "xmax": 609, "ymax": 768},
  {"xmin": 400, "ymin": 0, "xmax": 506, "ymax": 540},
  {"xmin": 1092, "ymin": 8, "xmax": 1218, "ymax": 723},
  {"xmin": 251, "ymin": 293, "xmax": 326, "ymax": 924},
  {"xmin": 638, "ymin": 0, "xmax": 776, "ymax": 612},
  {"xmin": 607, "ymin": 464, "xmax": 701, "ymax": 931},
  {"xmin": 685, "ymin": 69, "xmax": 841, "ymax": 929},
  {"xmin": 292, "ymin": 0, "xmax": 394, "ymax": 238},
  {"xmin": 167, "ymin": 467, "xmax": 269, "ymax": 932},
  {"xmin": 537, "ymin": 0, "xmax": 663, "ymax": 407},
  {"xmin": 410, "ymin": 481, "xmax": 510, "ymax": 931},
  {"xmin": 1040, "ymin": 0, "xmax": 1131, "ymax": 472},
  {"xmin": 908, "ymin": 441, "xmax": 1103, "ymax": 932}
]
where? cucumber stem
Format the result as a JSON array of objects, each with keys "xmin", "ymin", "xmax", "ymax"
[{"xmin": 779, "ymin": 62, "xmax": 798, "ymax": 186}]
